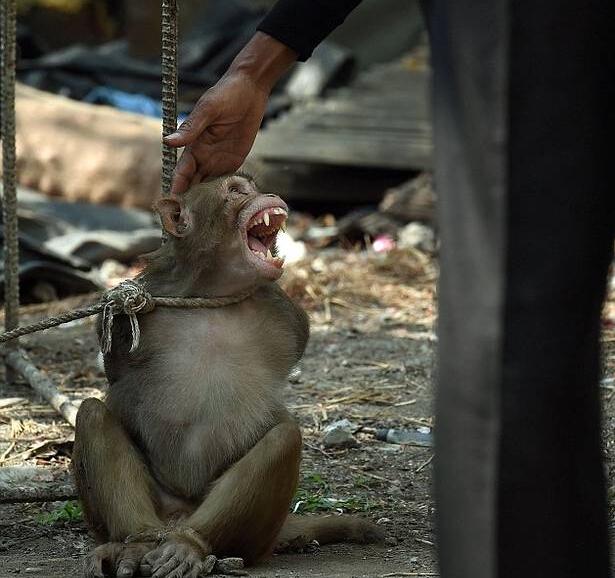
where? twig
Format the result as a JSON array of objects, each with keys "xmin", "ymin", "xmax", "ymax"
[
  {"xmin": 324, "ymin": 298, "xmax": 332, "ymax": 323},
  {"xmin": 348, "ymin": 466, "xmax": 397, "ymax": 485},
  {"xmin": 4, "ymin": 349, "xmax": 79, "ymax": 426},
  {"xmin": 394, "ymin": 399, "xmax": 417, "ymax": 407},
  {"xmin": 0, "ymin": 440, "xmax": 16, "ymax": 463},
  {"xmin": 328, "ymin": 297, "xmax": 374, "ymax": 313},
  {"xmin": 414, "ymin": 454, "xmax": 434, "ymax": 473},
  {"xmin": 0, "ymin": 397, "xmax": 26, "ymax": 409},
  {"xmin": 303, "ymin": 441, "xmax": 333, "ymax": 458}
]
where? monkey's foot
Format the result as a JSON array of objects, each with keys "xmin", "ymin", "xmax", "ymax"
[
  {"xmin": 140, "ymin": 536, "xmax": 215, "ymax": 578},
  {"xmin": 84, "ymin": 541, "xmax": 156, "ymax": 577}
]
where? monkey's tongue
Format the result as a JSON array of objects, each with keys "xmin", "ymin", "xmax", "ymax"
[{"xmin": 247, "ymin": 235, "xmax": 267, "ymax": 256}]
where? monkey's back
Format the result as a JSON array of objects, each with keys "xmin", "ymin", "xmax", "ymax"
[{"xmin": 102, "ymin": 286, "xmax": 308, "ymax": 501}]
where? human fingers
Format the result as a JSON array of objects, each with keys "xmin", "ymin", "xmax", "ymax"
[
  {"xmin": 170, "ymin": 148, "xmax": 198, "ymax": 196},
  {"xmin": 164, "ymin": 94, "xmax": 216, "ymax": 148}
]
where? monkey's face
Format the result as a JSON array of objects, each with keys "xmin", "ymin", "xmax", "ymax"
[{"xmin": 157, "ymin": 173, "xmax": 289, "ymax": 288}]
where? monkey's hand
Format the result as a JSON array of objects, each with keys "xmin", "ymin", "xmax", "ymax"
[
  {"xmin": 140, "ymin": 528, "xmax": 215, "ymax": 578},
  {"xmin": 84, "ymin": 541, "xmax": 156, "ymax": 578},
  {"xmin": 164, "ymin": 32, "xmax": 298, "ymax": 195}
]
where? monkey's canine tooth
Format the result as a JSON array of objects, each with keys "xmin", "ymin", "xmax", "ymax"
[
  {"xmin": 267, "ymin": 249, "xmax": 273, "ymax": 259},
  {"xmin": 264, "ymin": 212, "xmax": 270, "ymax": 227}
]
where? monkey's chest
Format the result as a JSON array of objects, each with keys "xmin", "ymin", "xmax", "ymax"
[
  {"xmin": 111, "ymin": 308, "xmax": 295, "ymax": 498},
  {"xmin": 120, "ymin": 377, "xmax": 282, "ymax": 500}
]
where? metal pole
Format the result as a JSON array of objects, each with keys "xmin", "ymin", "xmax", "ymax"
[
  {"xmin": 161, "ymin": 0, "xmax": 178, "ymax": 198},
  {"xmin": 1, "ymin": 0, "xmax": 20, "ymax": 387}
]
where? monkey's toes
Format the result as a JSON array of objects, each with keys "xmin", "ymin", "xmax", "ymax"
[
  {"xmin": 84, "ymin": 542, "xmax": 154, "ymax": 578},
  {"xmin": 117, "ymin": 542, "xmax": 157, "ymax": 577},
  {"xmin": 143, "ymin": 540, "xmax": 213, "ymax": 578}
]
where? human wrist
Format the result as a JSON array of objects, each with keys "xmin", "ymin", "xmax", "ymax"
[{"xmin": 227, "ymin": 31, "xmax": 298, "ymax": 93}]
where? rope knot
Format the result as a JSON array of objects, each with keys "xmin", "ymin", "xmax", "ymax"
[
  {"xmin": 100, "ymin": 280, "xmax": 154, "ymax": 355},
  {"xmin": 104, "ymin": 280, "xmax": 155, "ymax": 316}
]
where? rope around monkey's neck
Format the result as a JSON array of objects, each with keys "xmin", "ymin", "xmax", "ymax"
[{"xmin": 0, "ymin": 280, "xmax": 256, "ymax": 354}]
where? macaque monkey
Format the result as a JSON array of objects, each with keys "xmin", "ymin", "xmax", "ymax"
[{"xmin": 72, "ymin": 174, "xmax": 382, "ymax": 578}]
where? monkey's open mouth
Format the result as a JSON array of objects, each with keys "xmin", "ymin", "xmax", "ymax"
[{"xmin": 243, "ymin": 205, "xmax": 288, "ymax": 272}]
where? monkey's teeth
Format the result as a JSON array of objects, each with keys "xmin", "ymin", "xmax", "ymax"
[
  {"xmin": 281, "ymin": 220, "xmax": 287, "ymax": 232},
  {"xmin": 263, "ymin": 212, "xmax": 270, "ymax": 227},
  {"xmin": 267, "ymin": 249, "xmax": 273, "ymax": 259}
]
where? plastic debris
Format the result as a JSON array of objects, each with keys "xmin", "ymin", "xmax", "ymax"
[{"xmin": 375, "ymin": 427, "xmax": 433, "ymax": 447}]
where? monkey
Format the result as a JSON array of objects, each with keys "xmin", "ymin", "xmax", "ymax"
[{"xmin": 72, "ymin": 173, "xmax": 383, "ymax": 578}]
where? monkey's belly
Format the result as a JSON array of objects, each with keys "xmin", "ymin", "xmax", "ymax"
[{"xmin": 133, "ymin": 408, "xmax": 278, "ymax": 501}]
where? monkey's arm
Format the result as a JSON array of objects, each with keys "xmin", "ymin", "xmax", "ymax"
[{"xmin": 263, "ymin": 284, "xmax": 310, "ymax": 361}]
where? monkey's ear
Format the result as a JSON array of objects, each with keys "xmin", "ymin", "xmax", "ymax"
[{"xmin": 155, "ymin": 197, "xmax": 191, "ymax": 238}]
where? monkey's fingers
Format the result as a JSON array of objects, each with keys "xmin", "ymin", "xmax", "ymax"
[
  {"xmin": 148, "ymin": 543, "xmax": 179, "ymax": 578},
  {"xmin": 83, "ymin": 543, "xmax": 123, "ymax": 578},
  {"xmin": 148, "ymin": 540, "xmax": 211, "ymax": 578},
  {"xmin": 140, "ymin": 548, "xmax": 160, "ymax": 576},
  {"xmin": 83, "ymin": 551, "xmax": 104, "ymax": 578},
  {"xmin": 116, "ymin": 542, "xmax": 156, "ymax": 577},
  {"xmin": 162, "ymin": 560, "xmax": 191, "ymax": 578}
]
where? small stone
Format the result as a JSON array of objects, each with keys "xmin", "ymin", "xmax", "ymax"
[
  {"xmin": 322, "ymin": 419, "xmax": 359, "ymax": 448},
  {"xmin": 201, "ymin": 555, "xmax": 217, "ymax": 574},
  {"xmin": 214, "ymin": 557, "xmax": 246, "ymax": 575},
  {"xmin": 376, "ymin": 517, "xmax": 392, "ymax": 525},
  {"xmin": 288, "ymin": 365, "xmax": 303, "ymax": 384}
]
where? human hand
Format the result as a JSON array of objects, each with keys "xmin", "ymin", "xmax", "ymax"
[
  {"xmin": 164, "ymin": 32, "xmax": 298, "ymax": 195},
  {"xmin": 164, "ymin": 71, "xmax": 269, "ymax": 195}
]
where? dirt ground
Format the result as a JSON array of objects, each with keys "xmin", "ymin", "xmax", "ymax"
[{"xmin": 0, "ymin": 248, "xmax": 613, "ymax": 578}]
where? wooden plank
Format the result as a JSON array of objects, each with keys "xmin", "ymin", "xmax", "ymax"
[
  {"xmin": 253, "ymin": 53, "xmax": 432, "ymax": 170},
  {"xmin": 254, "ymin": 130, "xmax": 433, "ymax": 170}
]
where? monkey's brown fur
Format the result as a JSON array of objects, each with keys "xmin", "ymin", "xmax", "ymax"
[{"xmin": 72, "ymin": 174, "xmax": 382, "ymax": 578}]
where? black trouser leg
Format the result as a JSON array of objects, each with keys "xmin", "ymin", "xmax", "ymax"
[{"xmin": 430, "ymin": 1, "xmax": 615, "ymax": 577}]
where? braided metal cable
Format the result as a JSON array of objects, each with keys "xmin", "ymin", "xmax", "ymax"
[
  {"xmin": 1, "ymin": 0, "xmax": 20, "ymax": 366},
  {"xmin": 161, "ymin": 0, "xmax": 178, "ymax": 198}
]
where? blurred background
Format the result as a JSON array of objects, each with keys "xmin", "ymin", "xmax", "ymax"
[{"xmin": 1, "ymin": 0, "xmax": 435, "ymax": 303}]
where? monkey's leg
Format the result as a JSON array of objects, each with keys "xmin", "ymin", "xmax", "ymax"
[
  {"xmin": 144, "ymin": 420, "xmax": 301, "ymax": 576},
  {"xmin": 73, "ymin": 398, "xmax": 162, "ymax": 576}
]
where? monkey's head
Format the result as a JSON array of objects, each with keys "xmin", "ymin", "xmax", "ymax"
[{"xmin": 155, "ymin": 173, "xmax": 289, "ymax": 291}]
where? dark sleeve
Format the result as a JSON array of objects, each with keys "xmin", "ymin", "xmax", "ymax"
[{"xmin": 257, "ymin": 0, "xmax": 362, "ymax": 61}]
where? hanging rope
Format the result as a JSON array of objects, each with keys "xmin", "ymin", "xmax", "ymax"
[
  {"xmin": 1, "ymin": 0, "xmax": 20, "ymax": 372},
  {"xmin": 161, "ymin": 0, "xmax": 178, "ymax": 198},
  {"xmin": 0, "ymin": 280, "xmax": 256, "ymax": 354}
]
